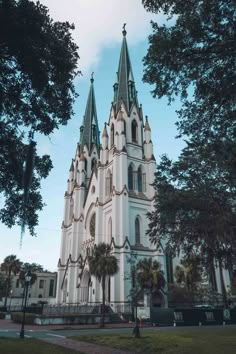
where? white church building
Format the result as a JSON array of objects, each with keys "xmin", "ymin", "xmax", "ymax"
[{"xmin": 56, "ymin": 28, "xmax": 169, "ymax": 307}]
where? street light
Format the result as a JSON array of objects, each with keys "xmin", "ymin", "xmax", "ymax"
[{"xmin": 19, "ymin": 270, "xmax": 32, "ymax": 339}]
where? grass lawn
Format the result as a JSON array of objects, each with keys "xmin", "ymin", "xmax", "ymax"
[
  {"xmin": 0, "ymin": 338, "xmax": 80, "ymax": 354},
  {"xmin": 72, "ymin": 328, "xmax": 236, "ymax": 354}
]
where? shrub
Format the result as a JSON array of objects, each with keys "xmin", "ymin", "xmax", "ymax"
[{"xmin": 12, "ymin": 312, "xmax": 37, "ymax": 324}]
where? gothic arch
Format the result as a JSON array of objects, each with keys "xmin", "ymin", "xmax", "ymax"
[
  {"xmin": 135, "ymin": 215, "xmax": 142, "ymax": 244},
  {"xmin": 84, "ymin": 158, "xmax": 87, "ymax": 172},
  {"xmin": 110, "ymin": 123, "xmax": 114, "ymax": 146},
  {"xmin": 128, "ymin": 163, "xmax": 134, "ymax": 190},
  {"xmin": 131, "ymin": 119, "xmax": 138, "ymax": 142},
  {"xmin": 91, "ymin": 158, "xmax": 97, "ymax": 170},
  {"xmin": 137, "ymin": 165, "xmax": 143, "ymax": 192},
  {"xmin": 69, "ymin": 198, "xmax": 74, "ymax": 221},
  {"xmin": 108, "ymin": 217, "xmax": 112, "ymax": 242},
  {"xmin": 79, "ymin": 269, "xmax": 91, "ymax": 303},
  {"xmin": 89, "ymin": 213, "xmax": 96, "ymax": 238},
  {"xmin": 106, "ymin": 169, "xmax": 113, "ymax": 196},
  {"xmin": 85, "ymin": 203, "xmax": 95, "ymax": 230}
]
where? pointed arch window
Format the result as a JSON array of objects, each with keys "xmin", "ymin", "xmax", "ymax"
[
  {"xmin": 91, "ymin": 158, "xmax": 97, "ymax": 170},
  {"xmin": 123, "ymin": 120, "xmax": 126, "ymax": 137},
  {"xmin": 106, "ymin": 170, "xmax": 113, "ymax": 197},
  {"xmin": 69, "ymin": 198, "xmax": 74, "ymax": 221},
  {"xmin": 128, "ymin": 164, "xmax": 133, "ymax": 190},
  {"xmin": 108, "ymin": 217, "xmax": 112, "ymax": 241},
  {"xmin": 110, "ymin": 123, "xmax": 114, "ymax": 146},
  {"xmin": 84, "ymin": 158, "xmax": 87, "ymax": 173},
  {"xmin": 137, "ymin": 166, "xmax": 142, "ymax": 192},
  {"xmin": 135, "ymin": 217, "xmax": 141, "ymax": 244},
  {"xmin": 131, "ymin": 120, "xmax": 138, "ymax": 143},
  {"xmin": 90, "ymin": 213, "xmax": 96, "ymax": 238}
]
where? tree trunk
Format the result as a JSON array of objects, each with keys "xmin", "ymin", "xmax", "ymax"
[
  {"xmin": 218, "ymin": 258, "xmax": 227, "ymax": 307},
  {"xmin": 101, "ymin": 276, "xmax": 106, "ymax": 327}
]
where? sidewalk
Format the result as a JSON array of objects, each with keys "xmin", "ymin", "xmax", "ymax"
[
  {"xmin": 0, "ymin": 318, "xmax": 137, "ymax": 354},
  {"xmin": 42, "ymin": 336, "xmax": 136, "ymax": 354},
  {"xmin": 0, "ymin": 318, "xmax": 135, "ymax": 331}
]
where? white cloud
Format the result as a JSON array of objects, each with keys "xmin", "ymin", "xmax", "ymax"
[{"xmin": 35, "ymin": 0, "xmax": 161, "ymax": 74}]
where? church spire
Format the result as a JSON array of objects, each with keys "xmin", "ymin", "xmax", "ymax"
[
  {"xmin": 113, "ymin": 25, "xmax": 138, "ymax": 114},
  {"xmin": 79, "ymin": 74, "xmax": 100, "ymax": 153}
]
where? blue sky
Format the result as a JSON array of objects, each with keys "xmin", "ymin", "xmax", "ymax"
[{"xmin": 0, "ymin": 0, "xmax": 185, "ymax": 271}]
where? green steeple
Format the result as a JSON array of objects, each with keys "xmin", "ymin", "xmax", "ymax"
[
  {"xmin": 113, "ymin": 25, "xmax": 139, "ymax": 114},
  {"xmin": 79, "ymin": 75, "xmax": 100, "ymax": 153}
]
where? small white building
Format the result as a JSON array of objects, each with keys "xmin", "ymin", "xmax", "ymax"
[{"xmin": 56, "ymin": 28, "xmax": 167, "ymax": 307}]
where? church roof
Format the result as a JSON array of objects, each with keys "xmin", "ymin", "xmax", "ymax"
[
  {"xmin": 113, "ymin": 26, "xmax": 139, "ymax": 114},
  {"xmin": 79, "ymin": 75, "xmax": 100, "ymax": 153}
]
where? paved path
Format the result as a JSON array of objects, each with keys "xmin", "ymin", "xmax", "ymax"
[{"xmin": 42, "ymin": 336, "xmax": 136, "ymax": 354}]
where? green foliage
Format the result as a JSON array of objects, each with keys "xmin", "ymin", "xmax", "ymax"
[
  {"xmin": 136, "ymin": 258, "xmax": 166, "ymax": 306},
  {"xmin": 12, "ymin": 311, "xmax": 37, "ymax": 324},
  {"xmin": 142, "ymin": 0, "xmax": 235, "ymax": 141},
  {"xmin": 174, "ymin": 257, "xmax": 203, "ymax": 291},
  {"xmin": 143, "ymin": 2, "xmax": 236, "ymax": 261},
  {"xmin": 147, "ymin": 151, "xmax": 236, "ymax": 266},
  {"xmin": 21, "ymin": 262, "xmax": 46, "ymax": 273},
  {"xmin": 88, "ymin": 243, "xmax": 119, "ymax": 282},
  {"xmin": 1, "ymin": 255, "xmax": 22, "ymax": 306},
  {"xmin": 0, "ymin": 0, "xmax": 79, "ymax": 235}
]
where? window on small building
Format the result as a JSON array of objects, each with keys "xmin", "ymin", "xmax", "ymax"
[
  {"xmin": 39, "ymin": 280, "xmax": 44, "ymax": 289},
  {"xmin": 131, "ymin": 120, "xmax": 138, "ymax": 142},
  {"xmin": 110, "ymin": 123, "xmax": 114, "ymax": 146},
  {"xmin": 16, "ymin": 278, "xmax": 20, "ymax": 288},
  {"xmin": 135, "ymin": 217, "xmax": 141, "ymax": 244},
  {"xmin": 49, "ymin": 279, "xmax": 54, "ymax": 297}
]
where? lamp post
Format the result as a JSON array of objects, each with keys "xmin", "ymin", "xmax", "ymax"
[{"xmin": 20, "ymin": 270, "xmax": 32, "ymax": 339}]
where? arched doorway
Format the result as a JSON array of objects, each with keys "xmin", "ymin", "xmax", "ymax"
[{"xmin": 79, "ymin": 269, "xmax": 91, "ymax": 303}]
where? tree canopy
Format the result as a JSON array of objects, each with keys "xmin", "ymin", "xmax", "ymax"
[
  {"xmin": 136, "ymin": 257, "xmax": 166, "ymax": 306},
  {"xmin": 0, "ymin": 0, "xmax": 79, "ymax": 235},
  {"xmin": 0, "ymin": 254, "xmax": 22, "ymax": 306},
  {"xmin": 142, "ymin": 0, "xmax": 235, "ymax": 141},
  {"xmin": 143, "ymin": 0, "xmax": 236, "ymax": 296}
]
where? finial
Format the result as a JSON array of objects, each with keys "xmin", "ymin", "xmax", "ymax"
[
  {"xmin": 144, "ymin": 115, "xmax": 151, "ymax": 131},
  {"xmin": 122, "ymin": 23, "xmax": 127, "ymax": 36},
  {"xmin": 90, "ymin": 72, "xmax": 94, "ymax": 83}
]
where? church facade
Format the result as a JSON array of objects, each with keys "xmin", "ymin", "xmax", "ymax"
[{"xmin": 56, "ymin": 29, "xmax": 167, "ymax": 307}]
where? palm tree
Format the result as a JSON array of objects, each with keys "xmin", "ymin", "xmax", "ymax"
[
  {"xmin": 1, "ymin": 255, "xmax": 22, "ymax": 307},
  {"xmin": 174, "ymin": 257, "xmax": 202, "ymax": 292},
  {"xmin": 136, "ymin": 258, "xmax": 166, "ymax": 307},
  {"xmin": 88, "ymin": 243, "xmax": 118, "ymax": 327}
]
